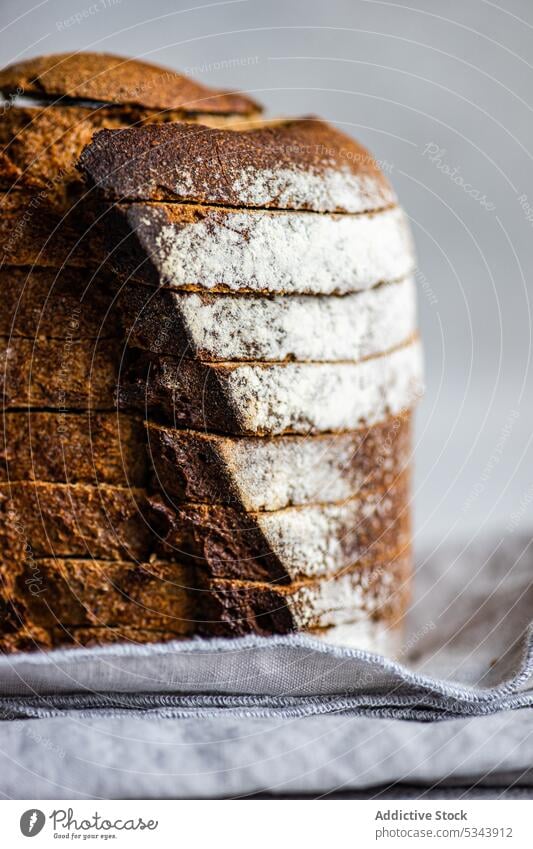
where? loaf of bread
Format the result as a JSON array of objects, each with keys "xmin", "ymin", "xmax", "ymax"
[
  {"xmin": 78, "ymin": 108, "xmax": 422, "ymax": 653},
  {"xmin": 0, "ymin": 52, "xmax": 422, "ymax": 655}
]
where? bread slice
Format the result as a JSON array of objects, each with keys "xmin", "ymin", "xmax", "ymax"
[
  {"xmin": 0, "ymin": 412, "xmax": 146, "ymax": 486},
  {"xmin": 202, "ymin": 548, "xmax": 411, "ymax": 636},
  {"xmin": 79, "ymin": 118, "xmax": 396, "ymax": 213},
  {"xmin": 0, "ymin": 482, "xmax": 153, "ymax": 563},
  {"xmin": 0, "ymin": 267, "xmax": 121, "ymax": 339},
  {"xmin": 0, "ymin": 52, "xmax": 260, "ymax": 116},
  {"xmin": 0, "ymin": 336, "xmax": 121, "ymax": 408},
  {"xmin": 1, "ymin": 618, "xmax": 404, "ymax": 653},
  {"xmin": 4, "ymin": 557, "xmax": 195, "ymax": 634},
  {"xmin": 120, "ymin": 337, "xmax": 423, "ymax": 436},
  {"xmin": 313, "ymin": 619, "xmax": 403, "ymax": 654},
  {"xmin": 107, "ymin": 202, "xmax": 415, "ymax": 295},
  {"xmin": 120, "ymin": 276, "xmax": 417, "ymax": 363},
  {"xmin": 0, "ymin": 551, "xmax": 409, "ymax": 649},
  {"xmin": 146, "ymin": 412, "xmax": 410, "ymax": 511},
  {"xmin": 0, "ymin": 189, "xmax": 105, "ymax": 267},
  {"xmin": 151, "ymin": 471, "xmax": 410, "ymax": 582},
  {"xmin": 0, "ymin": 105, "xmax": 134, "ymax": 202},
  {"xmin": 0, "ymin": 624, "xmax": 190, "ymax": 652}
]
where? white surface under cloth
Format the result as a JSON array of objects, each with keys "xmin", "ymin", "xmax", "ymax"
[{"xmin": 1, "ymin": 534, "xmax": 533, "ymax": 798}]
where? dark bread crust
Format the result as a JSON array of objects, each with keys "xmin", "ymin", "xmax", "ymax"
[
  {"xmin": 146, "ymin": 413, "xmax": 411, "ymax": 511},
  {"xmin": 0, "ymin": 336, "xmax": 121, "ymax": 408},
  {"xmin": 0, "ymin": 52, "xmax": 261, "ymax": 115},
  {"xmin": 0, "ymin": 412, "xmax": 146, "ymax": 486},
  {"xmin": 79, "ymin": 119, "xmax": 395, "ymax": 212},
  {"xmin": 0, "ymin": 482, "xmax": 153, "ymax": 563},
  {"xmin": 150, "ymin": 472, "xmax": 410, "ymax": 583},
  {"xmin": 201, "ymin": 550, "xmax": 411, "ymax": 636},
  {"xmin": 0, "ymin": 267, "xmax": 121, "ymax": 339}
]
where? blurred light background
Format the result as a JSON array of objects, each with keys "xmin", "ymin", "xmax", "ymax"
[{"xmin": 2, "ymin": 0, "xmax": 532, "ymax": 553}]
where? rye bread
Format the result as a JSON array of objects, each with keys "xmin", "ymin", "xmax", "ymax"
[
  {"xmin": 0, "ymin": 624, "xmax": 190, "ymax": 652},
  {"xmin": 119, "ymin": 338, "xmax": 423, "ymax": 436},
  {"xmin": 0, "ymin": 336, "xmax": 121, "ymax": 408},
  {"xmin": 0, "ymin": 189, "xmax": 105, "ymax": 268},
  {"xmin": 146, "ymin": 412, "xmax": 410, "ymax": 511},
  {"xmin": 0, "ymin": 550, "xmax": 409, "ymax": 649},
  {"xmin": 119, "ymin": 276, "xmax": 417, "ymax": 363},
  {"xmin": 0, "ymin": 52, "xmax": 260, "ymax": 115},
  {"xmin": 79, "ymin": 118, "xmax": 396, "ymax": 213},
  {"xmin": 202, "ymin": 549, "xmax": 411, "ymax": 636},
  {"xmin": 0, "ymin": 105, "xmax": 133, "ymax": 202},
  {"xmin": 151, "ymin": 471, "xmax": 410, "ymax": 582},
  {"xmin": 0, "ymin": 105, "xmax": 260, "ymax": 209},
  {"xmin": 0, "ymin": 266, "xmax": 121, "ymax": 339},
  {"xmin": 0, "ymin": 412, "xmax": 146, "ymax": 485},
  {"xmin": 1, "ymin": 618, "xmax": 403, "ymax": 653},
  {"xmin": 4, "ymin": 557, "xmax": 196, "ymax": 634},
  {"xmin": 0, "ymin": 482, "xmax": 153, "ymax": 563},
  {"xmin": 105, "ymin": 201, "xmax": 415, "ymax": 295}
]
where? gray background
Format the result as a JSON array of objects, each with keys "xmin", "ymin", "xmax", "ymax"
[{"xmin": 1, "ymin": 0, "xmax": 532, "ymax": 552}]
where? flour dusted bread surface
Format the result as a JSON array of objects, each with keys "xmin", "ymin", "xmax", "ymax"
[
  {"xmin": 121, "ymin": 276, "xmax": 417, "ymax": 362},
  {"xmin": 152, "ymin": 471, "xmax": 409, "ymax": 582},
  {"xmin": 120, "ymin": 337, "xmax": 422, "ymax": 435},
  {"xmin": 147, "ymin": 413, "xmax": 411, "ymax": 511},
  {"xmin": 109, "ymin": 202, "xmax": 415, "ymax": 294},
  {"xmin": 80, "ymin": 118, "xmax": 395, "ymax": 213},
  {"xmin": 0, "ymin": 412, "xmax": 146, "ymax": 485},
  {"xmin": 0, "ymin": 52, "xmax": 260, "ymax": 115}
]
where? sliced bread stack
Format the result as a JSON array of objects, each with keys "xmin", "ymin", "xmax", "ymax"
[
  {"xmin": 80, "ymin": 118, "xmax": 423, "ymax": 653},
  {"xmin": 0, "ymin": 52, "xmax": 260, "ymax": 652}
]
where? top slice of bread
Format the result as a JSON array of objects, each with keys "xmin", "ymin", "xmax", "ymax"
[
  {"xmin": 79, "ymin": 119, "xmax": 396, "ymax": 214},
  {"xmin": 0, "ymin": 52, "xmax": 260, "ymax": 115}
]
